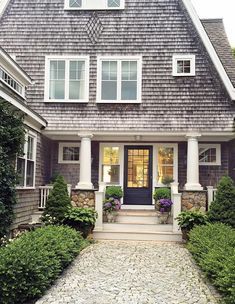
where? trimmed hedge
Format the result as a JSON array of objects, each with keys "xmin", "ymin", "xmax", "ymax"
[
  {"xmin": 0, "ymin": 226, "xmax": 88, "ymax": 304},
  {"xmin": 188, "ymin": 223, "xmax": 235, "ymax": 304}
]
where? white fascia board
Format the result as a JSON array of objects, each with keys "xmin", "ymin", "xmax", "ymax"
[
  {"xmin": 0, "ymin": 0, "xmax": 10, "ymax": 17},
  {"xmin": 0, "ymin": 49, "xmax": 32, "ymax": 86},
  {"xmin": 0, "ymin": 89, "xmax": 47, "ymax": 128},
  {"xmin": 182, "ymin": 0, "xmax": 235, "ymax": 100}
]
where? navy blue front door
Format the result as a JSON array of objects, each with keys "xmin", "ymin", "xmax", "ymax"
[{"xmin": 124, "ymin": 146, "xmax": 153, "ymax": 205}]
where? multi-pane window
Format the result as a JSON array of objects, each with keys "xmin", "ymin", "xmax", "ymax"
[
  {"xmin": 199, "ymin": 144, "xmax": 221, "ymax": 165},
  {"xmin": 98, "ymin": 57, "xmax": 141, "ymax": 103},
  {"xmin": 157, "ymin": 147, "xmax": 174, "ymax": 184},
  {"xmin": 45, "ymin": 56, "xmax": 89, "ymax": 102},
  {"xmin": 16, "ymin": 132, "xmax": 36, "ymax": 188},
  {"xmin": 58, "ymin": 143, "xmax": 80, "ymax": 163},
  {"xmin": 65, "ymin": 0, "xmax": 124, "ymax": 9},
  {"xmin": 102, "ymin": 147, "xmax": 120, "ymax": 184},
  {"xmin": 172, "ymin": 55, "xmax": 195, "ymax": 76},
  {"xmin": 69, "ymin": 0, "xmax": 82, "ymax": 7},
  {"xmin": 108, "ymin": 0, "xmax": 120, "ymax": 7},
  {"xmin": 0, "ymin": 67, "xmax": 24, "ymax": 96}
]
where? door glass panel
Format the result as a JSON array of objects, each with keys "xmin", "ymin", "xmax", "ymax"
[
  {"xmin": 158, "ymin": 147, "xmax": 174, "ymax": 184},
  {"xmin": 127, "ymin": 149, "xmax": 149, "ymax": 188}
]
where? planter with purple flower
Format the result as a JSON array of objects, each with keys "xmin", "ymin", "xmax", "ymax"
[
  {"xmin": 103, "ymin": 186, "xmax": 123, "ymax": 223},
  {"xmin": 153, "ymin": 188, "xmax": 173, "ymax": 224}
]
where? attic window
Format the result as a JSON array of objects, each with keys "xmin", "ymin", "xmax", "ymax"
[
  {"xmin": 0, "ymin": 67, "xmax": 24, "ymax": 96},
  {"xmin": 65, "ymin": 0, "xmax": 124, "ymax": 10},
  {"xmin": 172, "ymin": 55, "xmax": 195, "ymax": 76}
]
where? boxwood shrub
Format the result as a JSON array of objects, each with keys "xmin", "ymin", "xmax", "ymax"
[
  {"xmin": 188, "ymin": 223, "xmax": 235, "ymax": 304},
  {"xmin": 0, "ymin": 225, "xmax": 88, "ymax": 304}
]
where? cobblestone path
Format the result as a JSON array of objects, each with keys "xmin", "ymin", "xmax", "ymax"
[{"xmin": 36, "ymin": 241, "xmax": 218, "ymax": 304}]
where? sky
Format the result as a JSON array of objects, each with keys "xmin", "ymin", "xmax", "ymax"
[{"xmin": 191, "ymin": 0, "xmax": 235, "ymax": 47}]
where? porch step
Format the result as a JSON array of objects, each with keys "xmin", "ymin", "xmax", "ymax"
[
  {"xmin": 117, "ymin": 209, "xmax": 172, "ymax": 225},
  {"xmin": 103, "ymin": 223, "xmax": 172, "ymax": 232},
  {"xmin": 94, "ymin": 230, "xmax": 182, "ymax": 242}
]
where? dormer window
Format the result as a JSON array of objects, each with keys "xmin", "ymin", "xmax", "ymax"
[
  {"xmin": 172, "ymin": 55, "xmax": 195, "ymax": 76},
  {"xmin": 0, "ymin": 66, "xmax": 24, "ymax": 97},
  {"xmin": 65, "ymin": 0, "xmax": 124, "ymax": 10}
]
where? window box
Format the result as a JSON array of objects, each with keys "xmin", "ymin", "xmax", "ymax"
[
  {"xmin": 58, "ymin": 142, "xmax": 80, "ymax": 164},
  {"xmin": 44, "ymin": 56, "xmax": 89, "ymax": 103},
  {"xmin": 199, "ymin": 144, "xmax": 221, "ymax": 166},
  {"xmin": 97, "ymin": 56, "xmax": 142, "ymax": 103},
  {"xmin": 172, "ymin": 55, "xmax": 195, "ymax": 76}
]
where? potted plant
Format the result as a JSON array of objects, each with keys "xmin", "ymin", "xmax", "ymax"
[
  {"xmin": 105, "ymin": 186, "xmax": 123, "ymax": 201},
  {"xmin": 153, "ymin": 188, "xmax": 172, "ymax": 224},
  {"xmin": 176, "ymin": 210, "xmax": 208, "ymax": 241},
  {"xmin": 103, "ymin": 198, "xmax": 121, "ymax": 222},
  {"xmin": 161, "ymin": 176, "xmax": 174, "ymax": 187},
  {"xmin": 63, "ymin": 207, "xmax": 98, "ymax": 238}
]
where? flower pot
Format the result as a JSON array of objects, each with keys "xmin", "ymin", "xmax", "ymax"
[
  {"xmin": 106, "ymin": 212, "xmax": 117, "ymax": 223},
  {"xmin": 157, "ymin": 212, "xmax": 170, "ymax": 224},
  {"xmin": 181, "ymin": 228, "xmax": 190, "ymax": 241}
]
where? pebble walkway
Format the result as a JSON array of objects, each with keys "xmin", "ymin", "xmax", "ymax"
[{"xmin": 36, "ymin": 241, "xmax": 218, "ymax": 304}]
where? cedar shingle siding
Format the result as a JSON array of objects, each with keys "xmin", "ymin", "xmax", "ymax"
[{"xmin": 0, "ymin": 0, "xmax": 235, "ymax": 132}]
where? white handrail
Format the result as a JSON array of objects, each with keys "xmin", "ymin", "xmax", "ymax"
[
  {"xmin": 95, "ymin": 182, "xmax": 106, "ymax": 231},
  {"xmin": 39, "ymin": 184, "xmax": 72, "ymax": 209},
  {"xmin": 207, "ymin": 186, "xmax": 217, "ymax": 209}
]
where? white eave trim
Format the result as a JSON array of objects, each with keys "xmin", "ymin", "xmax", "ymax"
[
  {"xmin": 0, "ymin": 89, "xmax": 47, "ymax": 128},
  {"xmin": 0, "ymin": 0, "xmax": 10, "ymax": 17},
  {"xmin": 182, "ymin": 0, "xmax": 235, "ymax": 101},
  {"xmin": 0, "ymin": 49, "xmax": 32, "ymax": 86}
]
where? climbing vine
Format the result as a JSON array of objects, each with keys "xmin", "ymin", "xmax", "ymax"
[{"xmin": 0, "ymin": 101, "xmax": 25, "ymax": 238}]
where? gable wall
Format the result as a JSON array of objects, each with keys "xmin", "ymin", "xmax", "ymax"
[{"xmin": 0, "ymin": 0, "xmax": 234, "ymax": 132}]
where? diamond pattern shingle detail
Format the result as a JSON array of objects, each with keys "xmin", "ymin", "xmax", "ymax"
[{"xmin": 86, "ymin": 13, "xmax": 103, "ymax": 44}]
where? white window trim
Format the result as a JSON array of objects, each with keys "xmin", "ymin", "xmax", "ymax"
[
  {"xmin": 199, "ymin": 144, "xmax": 221, "ymax": 166},
  {"xmin": 99, "ymin": 143, "xmax": 124, "ymax": 186},
  {"xmin": 64, "ymin": 0, "xmax": 125, "ymax": 10},
  {"xmin": 58, "ymin": 142, "xmax": 80, "ymax": 164},
  {"xmin": 44, "ymin": 55, "xmax": 89, "ymax": 103},
  {"xmin": 0, "ymin": 66, "xmax": 25, "ymax": 98},
  {"xmin": 154, "ymin": 144, "xmax": 178, "ymax": 188},
  {"xmin": 172, "ymin": 54, "xmax": 196, "ymax": 76},
  {"xmin": 99, "ymin": 143, "xmax": 178, "ymax": 205},
  {"xmin": 96, "ymin": 55, "xmax": 142, "ymax": 104},
  {"xmin": 16, "ymin": 130, "xmax": 37, "ymax": 190}
]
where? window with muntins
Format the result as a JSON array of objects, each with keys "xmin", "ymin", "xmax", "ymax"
[
  {"xmin": 102, "ymin": 147, "xmax": 120, "ymax": 184},
  {"xmin": 65, "ymin": 0, "xmax": 124, "ymax": 10},
  {"xmin": 16, "ymin": 132, "xmax": 36, "ymax": 188},
  {"xmin": 172, "ymin": 55, "xmax": 195, "ymax": 76},
  {"xmin": 45, "ymin": 56, "xmax": 89, "ymax": 102},
  {"xmin": 199, "ymin": 144, "xmax": 221, "ymax": 165},
  {"xmin": 98, "ymin": 57, "xmax": 142, "ymax": 103},
  {"xmin": 58, "ymin": 143, "xmax": 80, "ymax": 164},
  {"xmin": 0, "ymin": 67, "xmax": 24, "ymax": 96}
]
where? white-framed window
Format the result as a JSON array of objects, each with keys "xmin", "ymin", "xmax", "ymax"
[
  {"xmin": 97, "ymin": 56, "xmax": 142, "ymax": 103},
  {"xmin": 100, "ymin": 145, "xmax": 122, "ymax": 184},
  {"xmin": 58, "ymin": 142, "xmax": 80, "ymax": 164},
  {"xmin": 64, "ymin": 0, "xmax": 125, "ymax": 10},
  {"xmin": 16, "ymin": 131, "xmax": 37, "ymax": 189},
  {"xmin": 199, "ymin": 144, "xmax": 221, "ymax": 166},
  {"xmin": 44, "ymin": 56, "xmax": 89, "ymax": 103},
  {"xmin": 0, "ymin": 66, "xmax": 24, "ymax": 97},
  {"xmin": 155, "ymin": 144, "xmax": 178, "ymax": 186},
  {"xmin": 172, "ymin": 55, "xmax": 195, "ymax": 76}
]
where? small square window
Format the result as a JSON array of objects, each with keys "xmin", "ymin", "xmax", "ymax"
[
  {"xmin": 199, "ymin": 144, "xmax": 221, "ymax": 166},
  {"xmin": 59, "ymin": 143, "xmax": 80, "ymax": 163},
  {"xmin": 69, "ymin": 0, "xmax": 82, "ymax": 7},
  {"xmin": 172, "ymin": 55, "xmax": 195, "ymax": 76},
  {"xmin": 108, "ymin": 0, "xmax": 120, "ymax": 7}
]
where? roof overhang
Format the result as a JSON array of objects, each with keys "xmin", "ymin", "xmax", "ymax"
[
  {"xmin": 0, "ymin": 0, "xmax": 10, "ymax": 18},
  {"xmin": 0, "ymin": 47, "xmax": 32, "ymax": 86},
  {"xmin": 0, "ymin": 84, "xmax": 47, "ymax": 130},
  {"xmin": 182, "ymin": 0, "xmax": 235, "ymax": 101}
]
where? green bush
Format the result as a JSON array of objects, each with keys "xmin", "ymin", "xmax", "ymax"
[
  {"xmin": 105, "ymin": 186, "xmax": 123, "ymax": 199},
  {"xmin": 176, "ymin": 210, "xmax": 208, "ymax": 231},
  {"xmin": 42, "ymin": 175, "xmax": 71, "ymax": 223},
  {"xmin": 188, "ymin": 223, "xmax": 235, "ymax": 303},
  {"xmin": 153, "ymin": 187, "xmax": 171, "ymax": 201},
  {"xmin": 208, "ymin": 176, "xmax": 235, "ymax": 227},
  {"xmin": 0, "ymin": 226, "xmax": 87, "ymax": 304}
]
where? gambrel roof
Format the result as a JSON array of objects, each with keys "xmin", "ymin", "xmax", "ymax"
[{"xmin": 0, "ymin": 0, "xmax": 235, "ymax": 133}]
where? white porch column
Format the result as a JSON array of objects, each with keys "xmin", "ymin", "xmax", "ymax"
[
  {"xmin": 185, "ymin": 134, "xmax": 203, "ymax": 191},
  {"xmin": 76, "ymin": 133, "xmax": 94, "ymax": 190}
]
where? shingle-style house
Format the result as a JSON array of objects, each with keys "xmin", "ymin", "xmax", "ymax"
[{"xmin": 1, "ymin": 0, "xmax": 235, "ymax": 240}]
